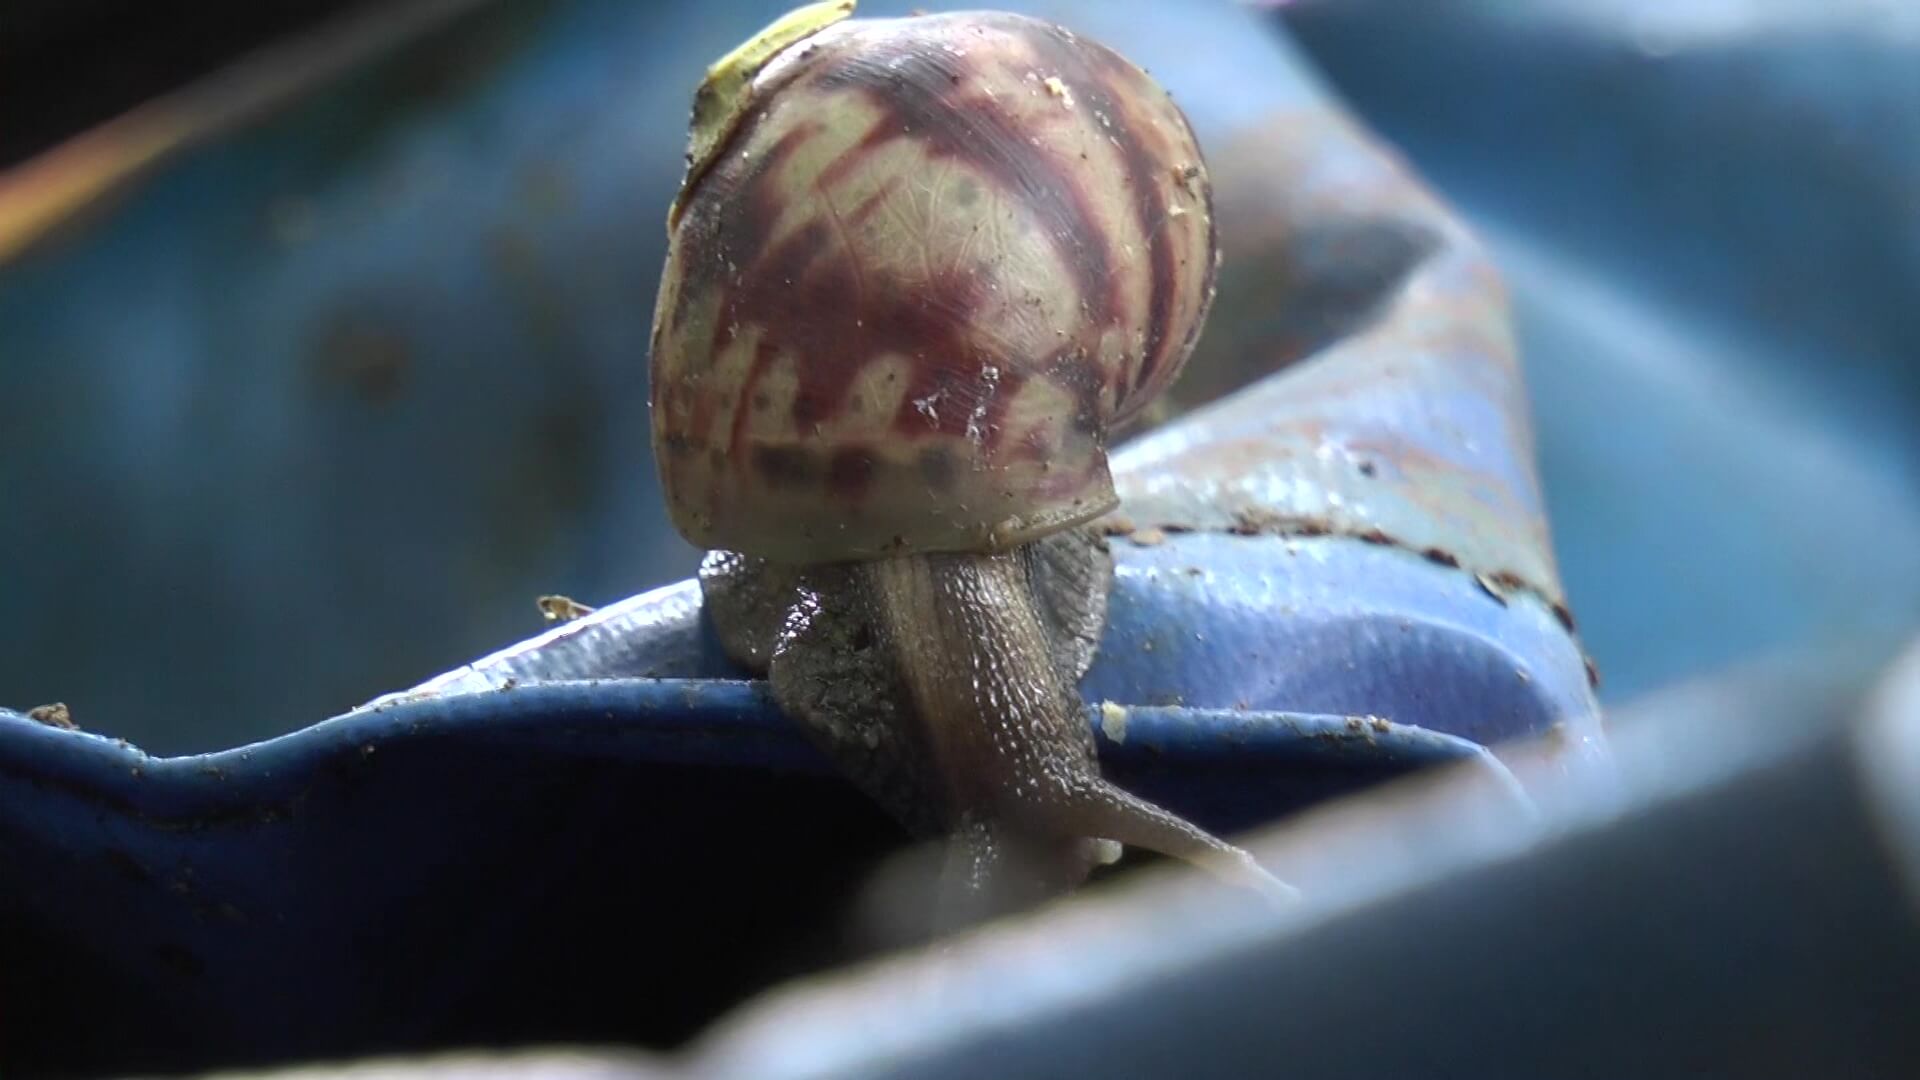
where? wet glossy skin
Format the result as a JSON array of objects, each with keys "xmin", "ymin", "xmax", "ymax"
[
  {"xmin": 701, "ymin": 530, "xmax": 1115, "ymax": 843},
  {"xmin": 703, "ymin": 528, "xmax": 1284, "ymax": 922}
]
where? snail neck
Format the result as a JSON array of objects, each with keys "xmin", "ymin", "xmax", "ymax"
[
  {"xmin": 860, "ymin": 548, "xmax": 1098, "ymax": 820},
  {"xmin": 861, "ymin": 547, "xmax": 1104, "ymax": 920},
  {"xmin": 856, "ymin": 546, "xmax": 1297, "ymax": 918}
]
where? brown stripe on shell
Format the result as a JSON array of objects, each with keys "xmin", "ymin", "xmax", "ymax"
[
  {"xmin": 812, "ymin": 24, "xmax": 1120, "ymax": 326},
  {"xmin": 846, "ymin": 178, "xmax": 899, "ymax": 227},
  {"xmin": 716, "ymin": 208, "xmax": 995, "ymax": 458},
  {"xmin": 1027, "ymin": 21, "xmax": 1182, "ymax": 407},
  {"xmin": 816, "ymin": 119, "xmax": 890, "ymax": 192},
  {"xmin": 672, "ymin": 117, "xmax": 824, "ymax": 339},
  {"xmin": 1039, "ymin": 346, "xmax": 1110, "ymax": 441},
  {"xmin": 891, "ymin": 356, "xmax": 1029, "ymax": 443},
  {"xmin": 676, "ymin": 58, "xmax": 1035, "ymax": 468},
  {"xmin": 726, "ymin": 339, "xmax": 782, "ymax": 460},
  {"xmin": 1169, "ymin": 128, "xmax": 1220, "ymax": 373}
]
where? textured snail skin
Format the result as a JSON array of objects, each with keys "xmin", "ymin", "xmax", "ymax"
[
  {"xmin": 704, "ymin": 536, "xmax": 1286, "ymax": 922},
  {"xmin": 651, "ymin": 8, "xmax": 1217, "ymax": 564}
]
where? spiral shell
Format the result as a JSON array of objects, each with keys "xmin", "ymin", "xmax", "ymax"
[{"xmin": 650, "ymin": 4, "xmax": 1217, "ymax": 564}]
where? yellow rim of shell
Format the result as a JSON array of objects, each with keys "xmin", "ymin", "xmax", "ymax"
[{"xmin": 670, "ymin": 0, "xmax": 857, "ymax": 232}]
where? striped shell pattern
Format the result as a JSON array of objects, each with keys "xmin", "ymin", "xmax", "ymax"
[{"xmin": 650, "ymin": 6, "xmax": 1218, "ymax": 564}]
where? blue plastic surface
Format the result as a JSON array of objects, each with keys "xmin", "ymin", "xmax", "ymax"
[{"xmin": 1276, "ymin": 0, "xmax": 1920, "ymax": 696}]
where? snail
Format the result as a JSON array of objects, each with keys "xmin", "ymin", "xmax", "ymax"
[{"xmin": 649, "ymin": 0, "xmax": 1291, "ymax": 920}]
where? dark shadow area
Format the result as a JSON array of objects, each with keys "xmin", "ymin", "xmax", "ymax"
[{"xmin": 2, "ymin": 0, "xmax": 378, "ymax": 167}]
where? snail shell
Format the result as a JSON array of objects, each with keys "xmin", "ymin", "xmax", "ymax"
[{"xmin": 650, "ymin": 5, "xmax": 1218, "ymax": 564}]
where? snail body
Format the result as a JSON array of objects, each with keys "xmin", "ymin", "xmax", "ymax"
[{"xmin": 651, "ymin": 2, "xmax": 1286, "ymax": 919}]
